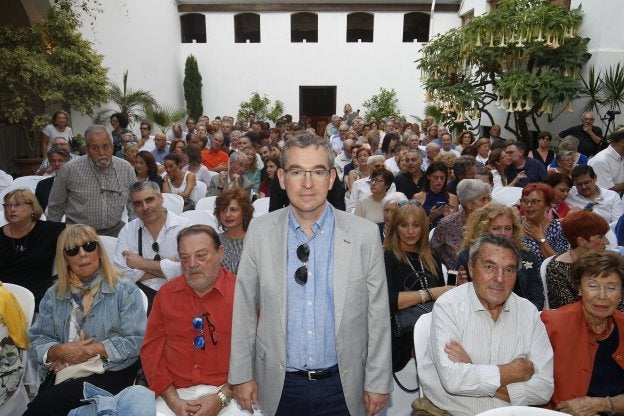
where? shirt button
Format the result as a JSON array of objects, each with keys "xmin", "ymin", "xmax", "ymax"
[
  {"xmin": 308, "ymin": 357, "xmax": 313, "ymax": 361},
  {"xmin": 308, "ymin": 330, "xmax": 312, "ymax": 335},
  {"xmin": 308, "ymin": 301, "xmax": 312, "ymax": 306}
]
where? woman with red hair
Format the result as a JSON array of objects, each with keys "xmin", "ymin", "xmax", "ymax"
[
  {"xmin": 546, "ymin": 210, "xmax": 614, "ymax": 310},
  {"xmin": 520, "ymin": 182, "xmax": 569, "ymax": 265}
]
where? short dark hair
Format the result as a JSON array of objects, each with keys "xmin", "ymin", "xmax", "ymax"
[
  {"xmin": 177, "ymin": 224, "xmax": 221, "ymax": 251},
  {"xmin": 611, "ymin": 128, "xmax": 624, "ymax": 143},
  {"xmin": 545, "ymin": 171, "xmax": 572, "ymax": 189},
  {"xmin": 164, "ymin": 153, "xmax": 181, "ymax": 165},
  {"xmin": 571, "ymin": 164, "xmax": 596, "ymax": 181},
  {"xmin": 184, "ymin": 144, "xmax": 202, "ymax": 166},
  {"xmin": 370, "ymin": 167, "xmax": 395, "ymax": 189},
  {"xmin": 424, "ymin": 161, "xmax": 448, "ymax": 192},
  {"xmin": 48, "ymin": 147, "xmax": 70, "ymax": 162},
  {"xmin": 506, "ymin": 140, "xmax": 526, "ymax": 154},
  {"xmin": 452, "ymin": 155, "xmax": 477, "ymax": 179}
]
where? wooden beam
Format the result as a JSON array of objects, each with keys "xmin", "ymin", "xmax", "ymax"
[{"xmin": 178, "ymin": 3, "xmax": 460, "ymax": 13}]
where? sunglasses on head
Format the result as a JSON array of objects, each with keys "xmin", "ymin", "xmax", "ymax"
[{"xmin": 64, "ymin": 241, "xmax": 98, "ymax": 257}]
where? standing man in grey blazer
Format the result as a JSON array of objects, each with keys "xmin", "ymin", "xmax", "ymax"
[{"xmin": 229, "ymin": 133, "xmax": 392, "ymax": 416}]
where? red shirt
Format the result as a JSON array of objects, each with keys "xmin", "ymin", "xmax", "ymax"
[
  {"xmin": 140, "ymin": 269, "xmax": 236, "ymax": 396},
  {"xmin": 201, "ymin": 149, "xmax": 229, "ymax": 170},
  {"xmin": 541, "ymin": 301, "xmax": 624, "ymax": 407}
]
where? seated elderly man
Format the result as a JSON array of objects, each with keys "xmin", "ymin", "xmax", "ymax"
[
  {"xmin": 207, "ymin": 151, "xmax": 252, "ymax": 197},
  {"xmin": 419, "ymin": 234, "xmax": 554, "ymax": 415},
  {"xmin": 141, "ymin": 225, "xmax": 248, "ymax": 416},
  {"xmin": 114, "ymin": 181, "xmax": 191, "ymax": 308}
]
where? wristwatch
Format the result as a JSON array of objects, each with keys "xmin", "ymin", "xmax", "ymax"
[
  {"xmin": 217, "ymin": 390, "xmax": 231, "ymax": 408},
  {"xmin": 538, "ymin": 238, "xmax": 547, "ymax": 244}
]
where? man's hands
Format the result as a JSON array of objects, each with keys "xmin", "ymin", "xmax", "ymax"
[
  {"xmin": 364, "ymin": 391, "xmax": 389, "ymax": 416},
  {"xmin": 232, "ymin": 380, "xmax": 258, "ymax": 413},
  {"xmin": 499, "ymin": 357, "xmax": 535, "ymax": 386},
  {"xmin": 123, "ymin": 250, "xmax": 148, "ymax": 270},
  {"xmin": 444, "ymin": 340, "xmax": 472, "ymax": 364}
]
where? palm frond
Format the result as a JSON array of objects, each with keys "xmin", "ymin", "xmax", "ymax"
[{"xmin": 144, "ymin": 105, "xmax": 187, "ymax": 133}]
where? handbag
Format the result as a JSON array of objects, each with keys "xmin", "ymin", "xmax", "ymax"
[
  {"xmin": 54, "ymin": 354, "xmax": 105, "ymax": 385},
  {"xmin": 391, "ymin": 300, "xmax": 435, "ymax": 337}
]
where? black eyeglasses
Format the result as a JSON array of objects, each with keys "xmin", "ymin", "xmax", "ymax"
[
  {"xmin": 152, "ymin": 242, "xmax": 161, "ymax": 261},
  {"xmin": 192, "ymin": 313, "xmax": 217, "ymax": 349},
  {"xmin": 64, "ymin": 241, "xmax": 98, "ymax": 257},
  {"xmin": 295, "ymin": 244, "xmax": 309, "ymax": 286}
]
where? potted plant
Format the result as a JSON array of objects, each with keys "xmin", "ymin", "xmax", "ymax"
[{"xmin": 12, "ymin": 114, "xmax": 50, "ymax": 175}]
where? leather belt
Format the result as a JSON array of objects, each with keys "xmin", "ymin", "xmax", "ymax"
[{"xmin": 291, "ymin": 364, "xmax": 339, "ymax": 381}]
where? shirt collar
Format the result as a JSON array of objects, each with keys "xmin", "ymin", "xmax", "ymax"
[
  {"xmin": 288, "ymin": 202, "xmax": 334, "ymax": 238},
  {"xmin": 467, "ymin": 282, "xmax": 512, "ymax": 316}
]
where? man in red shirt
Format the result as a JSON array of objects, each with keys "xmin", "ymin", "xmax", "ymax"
[
  {"xmin": 201, "ymin": 131, "xmax": 229, "ymax": 172},
  {"xmin": 140, "ymin": 225, "xmax": 248, "ymax": 415}
]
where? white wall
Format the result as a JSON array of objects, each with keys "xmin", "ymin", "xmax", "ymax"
[
  {"xmin": 183, "ymin": 10, "xmax": 460, "ymax": 121},
  {"xmin": 72, "ymin": 0, "xmax": 184, "ymax": 134},
  {"xmin": 69, "ymin": 0, "xmax": 622, "ymax": 137}
]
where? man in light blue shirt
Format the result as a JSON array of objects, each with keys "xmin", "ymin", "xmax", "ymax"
[{"xmin": 230, "ymin": 133, "xmax": 392, "ymax": 416}]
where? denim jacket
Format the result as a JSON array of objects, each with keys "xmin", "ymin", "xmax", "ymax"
[
  {"xmin": 29, "ymin": 276, "xmax": 146, "ymax": 377},
  {"xmin": 68, "ymin": 383, "xmax": 155, "ymax": 416}
]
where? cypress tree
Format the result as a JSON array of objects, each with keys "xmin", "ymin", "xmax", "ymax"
[{"xmin": 183, "ymin": 55, "xmax": 203, "ymax": 120}]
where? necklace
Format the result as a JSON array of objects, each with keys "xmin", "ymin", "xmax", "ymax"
[
  {"xmin": 405, "ymin": 253, "xmax": 429, "ymax": 289},
  {"xmin": 8, "ymin": 221, "xmax": 35, "ymax": 254},
  {"xmin": 586, "ymin": 317, "xmax": 614, "ymax": 341}
]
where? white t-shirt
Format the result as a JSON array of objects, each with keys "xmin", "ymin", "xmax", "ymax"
[{"xmin": 42, "ymin": 124, "xmax": 73, "ymax": 151}]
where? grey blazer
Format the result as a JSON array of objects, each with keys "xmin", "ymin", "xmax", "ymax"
[
  {"xmin": 229, "ymin": 205, "xmax": 393, "ymax": 416},
  {"xmin": 206, "ymin": 174, "xmax": 252, "ymax": 197}
]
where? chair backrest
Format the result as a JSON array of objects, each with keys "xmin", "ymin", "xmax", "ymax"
[
  {"xmin": 2, "ymin": 283, "xmax": 35, "ymax": 328},
  {"xmin": 191, "ymin": 180, "xmax": 207, "ymax": 203},
  {"xmin": 491, "ymin": 186, "xmax": 522, "ymax": 206},
  {"xmin": 179, "ymin": 209, "xmax": 220, "ymax": 230},
  {"xmin": 162, "ymin": 193, "xmax": 184, "ymax": 215},
  {"xmin": 139, "ymin": 290, "xmax": 148, "ymax": 313},
  {"xmin": 196, "ymin": 196, "xmax": 218, "ymax": 213},
  {"xmin": 412, "ymin": 312, "xmax": 432, "ymax": 398},
  {"xmin": 11, "ymin": 175, "xmax": 47, "ymax": 192},
  {"xmin": 252, "ymin": 197, "xmax": 270, "ymax": 218},
  {"xmin": 476, "ymin": 406, "xmax": 567, "ymax": 415},
  {"xmin": 540, "ymin": 255, "xmax": 555, "ymax": 310},
  {"xmin": 98, "ymin": 235, "xmax": 118, "ymax": 264}
]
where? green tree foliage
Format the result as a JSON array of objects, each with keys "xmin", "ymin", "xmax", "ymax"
[
  {"xmin": 144, "ymin": 105, "xmax": 186, "ymax": 133},
  {"xmin": 184, "ymin": 55, "xmax": 203, "ymax": 120},
  {"xmin": 237, "ymin": 92, "xmax": 284, "ymax": 123},
  {"xmin": 0, "ymin": 0, "xmax": 108, "ymax": 155},
  {"xmin": 93, "ymin": 70, "xmax": 157, "ymax": 126},
  {"xmin": 362, "ymin": 88, "xmax": 400, "ymax": 122},
  {"xmin": 418, "ymin": 0, "xmax": 590, "ymax": 141}
]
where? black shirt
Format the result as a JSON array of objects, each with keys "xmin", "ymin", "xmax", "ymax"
[{"xmin": 559, "ymin": 124, "xmax": 603, "ymax": 156}]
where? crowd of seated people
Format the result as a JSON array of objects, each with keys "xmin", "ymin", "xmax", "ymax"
[{"xmin": 2, "ymin": 109, "xmax": 623, "ymax": 415}]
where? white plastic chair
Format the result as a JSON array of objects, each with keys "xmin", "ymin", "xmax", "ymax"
[
  {"xmin": 11, "ymin": 175, "xmax": 47, "ymax": 192},
  {"xmin": 491, "ymin": 187, "xmax": 522, "ymax": 206},
  {"xmin": 252, "ymin": 197, "xmax": 270, "ymax": 218},
  {"xmin": 195, "ymin": 196, "xmax": 217, "ymax": 213},
  {"xmin": 190, "ymin": 181, "xmax": 207, "ymax": 203},
  {"xmin": 476, "ymin": 406, "xmax": 567, "ymax": 415},
  {"xmin": 179, "ymin": 210, "xmax": 220, "ymax": 230},
  {"xmin": 162, "ymin": 193, "xmax": 184, "ymax": 215},
  {"xmin": 139, "ymin": 290, "xmax": 148, "ymax": 314},
  {"xmin": 540, "ymin": 255, "xmax": 555, "ymax": 310},
  {"xmin": 412, "ymin": 312, "xmax": 432, "ymax": 399},
  {"xmin": 98, "ymin": 235, "xmax": 118, "ymax": 263},
  {"xmin": 0, "ymin": 283, "xmax": 35, "ymax": 416}
]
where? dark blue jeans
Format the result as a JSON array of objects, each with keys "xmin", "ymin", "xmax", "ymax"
[{"xmin": 276, "ymin": 368, "xmax": 350, "ymax": 416}]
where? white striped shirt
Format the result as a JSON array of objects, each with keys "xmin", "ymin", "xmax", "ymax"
[{"xmin": 420, "ymin": 283, "xmax": 554, "ymax": 416}]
